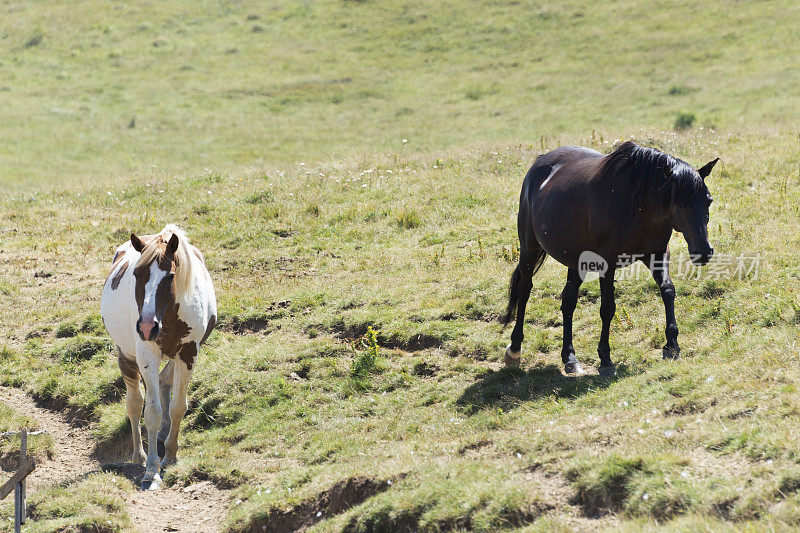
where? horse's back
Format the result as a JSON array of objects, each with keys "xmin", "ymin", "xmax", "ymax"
[
  {"xmin": 534, "ymin": 145, "xmax": 603, "ymax": 168},
  {"xmin": 519, "ymin": 145, "xmax": 606, "ymax": 267}
]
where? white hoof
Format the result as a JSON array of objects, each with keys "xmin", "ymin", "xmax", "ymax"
[
  {"xmin": 141, "ymin": 473, "xmax": 163, "ymax": 491},
  {"xmin": 504, "ymin": 345, "xmax": 521, "ymax": 368}
]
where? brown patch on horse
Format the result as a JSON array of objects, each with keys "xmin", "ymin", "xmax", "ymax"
[
  {"xmin": 200, "ymin": 314, "xmax": 216, "ymax": 346},
  {"xmin": 132, "ymin": 236, "xmax": 177, "ymax": 314},
  {"xmin": 178, "ymin": 342, "xmax": 198, "ymax": 370},
  {"xmin": 118, "ymin": 351, "xmax": 139, "ymax": 385},
  {"xmin": 110, "ymin": 261, "xmax": 128, "ymax": 290},
  {"xmin": 156, "ymin": 301, "xmax": 191, "ymax": 359},
  {"xmin": 133, "ymin": 261, "xmax": 150, "ymax": 314}
]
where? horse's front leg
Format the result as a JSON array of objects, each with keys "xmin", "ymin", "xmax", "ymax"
[
  {"xmin": 137, "ymin": 346, "xmax": 163, "ymax": 490},
  {"xmin": 162, "ymin": 347, "xmax": 194, "ymax": 468},
  {"xmin": 597, "ymin": 269, "xmax": 617, "ymax": 376},
  {"xmin": 647, "ymin": 252, "xmax": 680, "ymax": 359},
  {"xmin": 157, "ymin": 360, "xmax": 175, "ymax": 459}
]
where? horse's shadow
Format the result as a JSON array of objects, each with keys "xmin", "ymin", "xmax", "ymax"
[
  {"xmin": 102, "ymin": 462, "xmax": 147, "ymax": 484},
  {"xmin": 456, "ymin": 362, "xmax": 617, "ymax": 414}
]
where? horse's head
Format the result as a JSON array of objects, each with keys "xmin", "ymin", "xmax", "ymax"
[
  {"xmin": 130, "ymin": 232, "xmax": 180, "ymax": 342},
  {"xmin": 669, "ymin": 158, "xmax": 718, "ymax": 266}
]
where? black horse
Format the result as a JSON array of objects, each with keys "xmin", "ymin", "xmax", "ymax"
[{"xmin": 504, "ymin": 141, "xmax": 718, "ymax": 376}]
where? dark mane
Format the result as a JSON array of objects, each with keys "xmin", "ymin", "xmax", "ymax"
[{"xmin": 600, "ymin": 140, "xmax": 703, "ymax": 205}]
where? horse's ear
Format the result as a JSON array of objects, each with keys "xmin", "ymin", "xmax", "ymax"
[
  {"xmin": 131, "ymin": 233, "xmax": 145, "ymax": 253},
  {"xmin": 697, "ymin": 158, "xmax": 719, "ymax": 179},
  {"xmin": 166, "ymin": 233, "xmax": 180, "ymax": 256}
]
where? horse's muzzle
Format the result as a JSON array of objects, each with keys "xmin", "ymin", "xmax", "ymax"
[
  {"xmin": 136, "ymin": 318, "xmax": 161, "ymax": 341},
  {"xmin": 690, "ymin": 247, "xmax": 714, "ymax": 266}
]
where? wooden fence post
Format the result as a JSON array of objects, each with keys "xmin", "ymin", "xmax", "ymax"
[
  {"xmin": 0, "ymin": 428, "xmax": 36, "ymax": 532},
  {"xmin": 20, "ymin": 428, "xmax": 27, "ymax": 526},
  {"xmin": 14, "ymin": 428, "xmax": 27, "ymax": 532}
]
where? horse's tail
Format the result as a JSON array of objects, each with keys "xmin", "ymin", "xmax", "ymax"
[{"xmin": 502, "ymin": 249, "xmax": 547, "ymax": 324}]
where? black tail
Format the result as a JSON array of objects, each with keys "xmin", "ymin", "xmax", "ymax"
[{"xmin": 502, "ymin": 250, "xmax": 547, "ymax": 324}]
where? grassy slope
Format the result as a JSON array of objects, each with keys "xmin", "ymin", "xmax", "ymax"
[
  {"xmin": 0, "ymin": 129, "xmax": 799, "ymax": 530},
  {"xmin": 1, "ymin": 0, "xmax": 800, "ymax": 531},
  {"xmin": 0, "ymin": 0, "xmax": 798, "ymax": 188},
  {"xmin": 0, "ymin": 401, "xmax": 53, "ymax": 464}
]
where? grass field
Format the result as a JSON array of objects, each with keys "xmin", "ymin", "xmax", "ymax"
[
  {"xmin": 1, "ymin": 0, "xmax": 798, "ymax": 189},
  {"xmin": 1, "ymin": 0, "xmax": 800, "ymax": 531}
]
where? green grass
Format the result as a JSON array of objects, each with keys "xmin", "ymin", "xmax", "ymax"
[
  {"xmin": 1, "ymin": 0, "xmax": 799, "ymax": 188},
  {"xmin": 0, "ymin": 128, "xmax": 799, "ymax": 530},
  {"xmin": 0, "ymin": 473, "xmax": 132, "ymax": 532},
  {"xmin": 1, "ymin": 0, "xmax": 800, "ymax": 530},
  {"xmin": 0, "ymin": 403, "xmax": 54, "ymax": 466}
]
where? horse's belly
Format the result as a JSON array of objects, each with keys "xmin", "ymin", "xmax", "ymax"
[{"xmin": 532, "ymin": 207, "xmax": 596, "ymax": 270}]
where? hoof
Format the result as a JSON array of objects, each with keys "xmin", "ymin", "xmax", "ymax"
[
  {"xmin": 564, "ymin": 362, "xmax": 586, "ymax": 375},
  {"xmin": 598, "ymin": 365, "xmax": 617, "ymax": 377},
  {"xmin": 504, "ymin": 345, "xmax": 521, "ymax": 368},
  {"xmin": 141, "ymin": 473, "xmax": 162, "ymax": 491},
  {"xmin": 662, "ymin": 347, "xmax": 680, "ymax": 360},
  {"xmin": 157, "ymin": 439, "xmax": 166, "ymax": 459},
  {"xmin": 161, "ymin": 456, "xmax": 177, "ymax": 469}
]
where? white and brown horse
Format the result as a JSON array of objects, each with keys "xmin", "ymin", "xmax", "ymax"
[{"xmin": 101, "ymin": 225, "xmax": 216, "ymax": 490}]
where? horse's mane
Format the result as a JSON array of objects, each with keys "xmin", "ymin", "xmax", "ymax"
[
  {"xmin": 137, "ymin": 224, "xmax": 194, "ymax": 296},
  {"xmin": 600, "ymin": 141, "xmax": 703, "ymax": 205}
]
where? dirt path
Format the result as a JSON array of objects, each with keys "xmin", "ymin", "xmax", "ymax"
[{"xmin": 0, "ymin": 386, "xmax": 230, "ymax": 532}]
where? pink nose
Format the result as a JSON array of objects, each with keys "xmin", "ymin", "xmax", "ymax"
[{"xmin": 138, "ymin": 320, "xmax": 159, "ymax": 341}]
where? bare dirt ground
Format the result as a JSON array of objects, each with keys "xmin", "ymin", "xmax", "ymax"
[{"xmin": 0, "ymin": 386, "xmax": 230, "ymax": 532}]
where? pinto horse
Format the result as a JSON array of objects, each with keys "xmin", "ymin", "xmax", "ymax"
[
  {"xmin": 504, "ymin": 141, "xmax": 718, "ymax": 376},
  {"xmin": 101, "ymin": 225, "xmax": 216, "ymax": 489}
]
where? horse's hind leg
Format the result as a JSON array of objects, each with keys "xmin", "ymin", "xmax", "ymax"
[
  {"xmin": 505, "ymin": 261, "xmax": 534, "ymax": 367},
  {"xmin": 162, "ymin": 353, "xmax": 193, "ymax": 468},
  {"xmin": 157, "ymin": 360, "xmax": 175, "ymax": 459},
  {"xmin": 597, "ymin": 270, "xmax": 617, "ymax": 377},
  {"xmin": 560, "ymin": 269, "xmax": 586, "ymax": 375},
  {"xmin": 118, "ymin": 349, "xmax": 146, "ymax": 465}
]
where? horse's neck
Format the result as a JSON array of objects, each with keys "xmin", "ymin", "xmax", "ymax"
[{"xmin": 175, "ymin": 254, "xmax": 209, "ymax": 302}]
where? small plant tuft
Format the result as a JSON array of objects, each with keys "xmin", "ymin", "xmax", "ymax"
[
  {"xmin": 304, "ymin": 202, "xmax": 320, "ymax": 217},
  {"xmin": 667, "ymin": 85, "xmax": 697, "ymax": 96},
  {"xmin": 56, "ymin": 322, "xmax": 78, "ymax": 338},
  {"xmin": 261, "ymin": 203, "xmax": 280, "ymax": 220},
  {"xmin": 245, "ymin": 190, "xmax": 274, "ymax": 204},
  {"xmin": 351, "ymin": 326, "xmax": 380, "ymax": 379},
  {"xmin": 673, "ymin": 112, "xmax": 696, "ymax": 131},
  {"xmin": 24, "ymin": 31, "xmax": 43, "ymax": 49},
  {"xmin": 394, "ymin": 206, "xmax": 421, "ymax": 229}
]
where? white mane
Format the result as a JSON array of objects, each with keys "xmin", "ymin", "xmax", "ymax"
[{"xmin": 137, "ymin": 224, "xmax": 195, "ymax": 296}]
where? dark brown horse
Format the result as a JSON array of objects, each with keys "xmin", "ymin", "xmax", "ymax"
[{"xmin": 504, "ymin": 141, "xmax": 718, "ymax": 376}]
